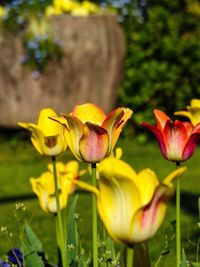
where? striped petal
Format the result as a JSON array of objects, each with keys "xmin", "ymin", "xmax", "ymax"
[
  {"xmin": 102, "ymin": 108, "xmax": 133, "ymax": 153},
  {"xmin": 72, "ymin": 103, "xmax": 106, "ymax": 125},
  {"xmin": 163, "ymin": 120, "xmax": 189, "ymax": 162},
  {"xmin": 79, "ymin": 122, "xmax": 109, "ymax": 163},
  {"xmin": 98, "ymin": 168, "xmax": 141, "ymax": 244},
  {"xmin": 130, "ymin": 185, "xmax": 171, "ymax": 243}
]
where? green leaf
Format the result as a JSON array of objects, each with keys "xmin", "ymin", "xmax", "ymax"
[
  {"xmin": 21, "ymin": 242, "xmax": 45, "ymax": 267},
  {"xmin": 24, "ymin": 222, "xmax": 44, "ymax": 252},
  {"xmin": 181, "ymin": 249, "xmax": 187, "ymax": 267},
  {"xmin": 191, "ymin": 262, "xmax": 200, "ymax": 267}
]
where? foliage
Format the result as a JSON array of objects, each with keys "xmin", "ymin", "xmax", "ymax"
[{"xmin": 117, "ymin": 0, "xmax": 200, "ymax": 126}]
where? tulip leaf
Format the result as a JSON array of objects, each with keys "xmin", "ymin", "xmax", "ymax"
[
  {"xmin": 180, "ymin": 249, "xmax": 187, "ymax": 267},
  {"xmin": 191, "ymin": 263, "xmax": 200, "ymax": 267},
  {"xmin": 24, "ymin": 222, "xmax": 44, "ymax": 252},
  {"xmin": 21, "ymin": 242, "xmax": 45, "ymax": 267},
  {"xmin": 67, "ymin": 194, "xmax": 79, "ymax": 264}
]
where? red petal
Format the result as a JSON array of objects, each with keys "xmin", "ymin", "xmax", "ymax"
[
  {"xmin": 141, "ymin": 122, "xmax": 167, "ymax": 158},
  {"xmin": 154, "ymin": 109, "xmax": 171, "ymax": 132}
]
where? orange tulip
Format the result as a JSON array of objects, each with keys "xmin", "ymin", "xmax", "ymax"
[{"xmin": 50, "ymin": 103, "xmax": 133, "ymax": 163}]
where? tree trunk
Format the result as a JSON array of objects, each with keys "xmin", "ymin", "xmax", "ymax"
[{"xmin": 0, "ymin": 14, "xmax": 126, "ymax": 127}]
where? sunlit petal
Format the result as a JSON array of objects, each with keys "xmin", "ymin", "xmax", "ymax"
[{"xmin": 72, "ymin": 103, "xmax": 106, "ymax": 125}]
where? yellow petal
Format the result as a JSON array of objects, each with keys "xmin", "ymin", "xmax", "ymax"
[
  {"xmin": 37, "ymin": 108, "xmax": 64, "ymax": 137},
  {"xmin": 136, "ymin": 169, "xmax": 159, "ymax": 206},
  {"xmin": 62, "ymin": 115, "xmax": 84, "ymax": 161},
  {"xmin": 72, "ymin": 103, "xmax": 106, "ymax": 125},
  {"xmin": 102, "ymin": 108, "xmax": 133, "ymax": 153},
  {"xmin": 163, "ymin": 166, "xmax": 187, "ymax": 186},
  {"xmin": 174, "ymin": 111, "xmax": 192, "ymax": 121},
  {"xmin": 79, "ymin": 122, "xmax": 109, "ymax": 163},
  {"xmin": 18, "ymin": 122, "xmax": 44, "ymax": 154},
  {"xmin": 72, "ymin": 179, "xmax": 99, "ymax": 196},
  {"xmin": 98, "ymin": 167, "xmax": 141, "ymax": 244},
  {"xmin": 191, "ymin": 99, "xmax": 200, "ymax": 107},
  {"xmin": 98, "ymin": 157, "xmax": 138, "ymax": 190}
]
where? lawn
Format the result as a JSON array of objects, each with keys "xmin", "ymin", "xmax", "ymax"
[{"xmin": 0, "ymin": 130, "xmax": 199, "ymax": 266}]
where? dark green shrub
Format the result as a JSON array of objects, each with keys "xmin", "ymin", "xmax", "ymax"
[{"xmin": 118, "ymin": 0, "xmax": 200, "ymax": 126}]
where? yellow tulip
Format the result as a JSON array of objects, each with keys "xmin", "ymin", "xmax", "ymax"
[
  {"xmin": 30, "ymin": 160, "xmax": 83, "ymax": 213},
  {"xmin": 49, "ymin": 103, "xmax": 133, "ymax": 163},
  {"xmin": 175, "ymin": 99, "xmax": 200, "ymax": 126},
  {"xmin": 18, "ymin": 108, "xmax": 67, "ymax": 156},
  {"xmin": 74, "ymin": 157, "xmax": 186, "ymax": 244}
]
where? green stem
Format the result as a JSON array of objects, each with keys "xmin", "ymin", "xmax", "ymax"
[
  {"xmin": 126, "ymin": 246, "xmax": 134, "ymax": 267},
  {"xmin": 176, "ymin": 162, "xmax": 181, "ymax": 267},
  {"xmin": 52, "ymin": 156, "xmax": 68, "ymax": 267},
  {"xmin": 92, "ymin": 163, "xmax": 98, "ymax": 267}
]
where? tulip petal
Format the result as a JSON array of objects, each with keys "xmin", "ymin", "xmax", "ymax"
[
  {"xmin": 163, "ymin": 166, "xmax": 187, "ymax": 186},
  {"xmin": 72, "ymin": 103, "xmax": 106, "ymax": 125},
  {"xmin": 98, "ymin": 157, "xmax": 137, "ymax": 182},
  {"xmin": 61, "ymin": 115, "xmax": 84, "ymax": 161},
  {"xmin": 98, "ymin": 170, "xmax": 142, "ymax": 244},
  {"xmin": 154, "ymin": 109, "xmax": 171, "ymax": 131},
  {"xmin": 38, "ymin": 108, "xmax": 62, "ymax": 136},
  {"xmin": 174, "ymin": 111, "xmax": 192, "ymax": 121},
  {"xmin": 102, "ymin": 108, "xmax": 133, "ymax": 153},
  {"xmin": 163, "ymin": 120, "xmax": 189, "ymax": 162},
  {"xmin": 137, "ymin": 169, "xmax": 159, "ymax": 206},
  {"xmin": 141, "ymin": 122, "xmax": 167, "ymax": 158},
  {"xmin": 18, "ymin": 122, "xmax": 43, "ymax": 154},
  {"xmin": 79, "ymin": 122, "xmax": 109, "ymax": 163},
  {"xmin": 130, "ymin": 185, "xmax": 171, "ymax": 243},
  {"xmin": 191, "ymin": 99, "xmax": 200, "ymax": 107},
  {"xmin": 72, "ymin": 179, "xmax": 99, "ymax": 196},
  {"xmin": 183, "ymin": 122, "xmax": 200, "ymax": 160}
]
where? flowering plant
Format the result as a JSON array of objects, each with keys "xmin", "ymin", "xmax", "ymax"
[{"xmin": 1, "ymin": 95, "xmax": 200, "ymax": 267}]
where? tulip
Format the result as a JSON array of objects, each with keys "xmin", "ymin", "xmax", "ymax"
[
  {"xmin": 73, "ymin": 157, "xmax": 186, "ymax": 244},
  {"xmin": 49, "ymin": 103, "xmax": 133, "ymax": 163},
  {"xmin": 30, "ymin": 160, "xmax": 82, "ymax": 213},
  {"xmin": 175, "ymin": 99, "xmax": 200, "ymax": 126},
  {"xmin": 141, "ymin": 109, "xmax": 200, "ymax": 162},
  {"xmin": 18, "ymin": 108, "xmax": 67, "ymax": 156}
]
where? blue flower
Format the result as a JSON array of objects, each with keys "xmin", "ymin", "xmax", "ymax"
[
  {"xmin": 7, "ymin": 248, "xmax": 23, "ymax": 266},
  {"xmin": 0, "ymin": 248, "xmax": 23, "ymax": 267}
]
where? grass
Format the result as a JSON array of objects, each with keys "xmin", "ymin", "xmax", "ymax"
[{"xmin": 0, "ymin": 130, "xmax": 199, "ymax": 266}]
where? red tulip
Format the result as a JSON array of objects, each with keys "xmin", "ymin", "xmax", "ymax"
[{"xmin": 141, "ymin": 109, "xmax": 200, "ymax": 162}]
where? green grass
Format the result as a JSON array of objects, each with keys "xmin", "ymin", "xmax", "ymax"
[{"xmin": 0, "ymin": 132, "xmax": 199, "ymax": 266}]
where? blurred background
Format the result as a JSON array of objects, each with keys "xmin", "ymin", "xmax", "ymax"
[
  {"xmin": 0, "ymin": 0, "xmax": 200, "ymax": 128},
  {"xmin": 0, "ymin": 0, "xmax": 199, "ymax": 266}
]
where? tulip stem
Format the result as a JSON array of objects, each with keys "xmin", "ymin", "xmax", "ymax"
[
  {"xmin": 52, "ymin": 156, "xmax": 68, "ymax": 267},
  {"xmin": 126, "ymin": 246, "xmax": 134, "ymax": 267},
  {"xmin": 91, "ymin": 163, "xmax": 98, "ymax": 267},
  {"xmin": 176, "ymin": 162, "xmax": 181, "ymax": 267}
]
